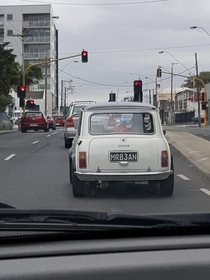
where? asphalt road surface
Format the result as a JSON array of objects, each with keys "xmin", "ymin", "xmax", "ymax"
[{"xmin": 1, "ymin": 128, "xmax": 210, "ymax": 215}]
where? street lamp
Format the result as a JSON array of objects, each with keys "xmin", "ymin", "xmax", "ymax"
[
  {"xmin": 159, "ymin": 50, "xmax": 193, "ymax": 74},
  {"xmin": 190, "ymin": 26, "xmax": 210, "ymax": 37}
]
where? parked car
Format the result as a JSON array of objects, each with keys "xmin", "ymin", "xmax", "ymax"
[
  {"xmin": 69, "ymin": 102, "xmax": 174, "ymax": 197},
  {"xmin": 21, "ymin": 111, "xmax": 49, "ymax": 133},
  {"xmin": 47, "ymin": 116, "xmax": 56, "ymax": 130},
  {"xmin": 64, "ymin": 101, "xmax": 95, "ymax": 148},
  {"xmin": 0, "ymin": 113, "xmax": 13, "ymax": 130},
  {"xmin": 53, "ymin": 115, "xmax": 65, "ymax": 127}
]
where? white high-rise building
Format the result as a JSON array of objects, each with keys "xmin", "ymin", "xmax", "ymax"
[{"xmin": 0, "ymin": 4, "xmax": 58, "ymax": 115}]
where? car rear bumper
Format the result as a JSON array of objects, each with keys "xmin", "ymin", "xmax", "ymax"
[
  {"xmin": 74, "ymin": 170, "xmax": 173, "ymax": 182},
  {"xmin": 64, "ymin": 129, "xmax": 77, "ymax": 139}
]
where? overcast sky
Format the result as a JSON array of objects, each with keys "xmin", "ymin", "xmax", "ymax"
[{"xmin": 3, "ymin": 0, "xmax": 210, "ymax": 102}]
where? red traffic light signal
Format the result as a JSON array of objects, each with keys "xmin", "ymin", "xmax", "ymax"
[
  {"xmin": 26, "ymin": 99, "xmax": 35, "ymax": 109},
  {"xmin": 133, "ymin": 80, "xmax": 143, "ymax": 102},
  {"xmin": 17, "ymin": 85, "xmax": 26, "ymax": 98},
  {"xmin": 81, "ymin": 50, "xmax": 88, "ymax": 63}
]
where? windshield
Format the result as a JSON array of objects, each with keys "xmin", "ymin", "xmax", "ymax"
[{"xmin": 2, "ymin": 0, "xmax": 210, "ymax": 230}]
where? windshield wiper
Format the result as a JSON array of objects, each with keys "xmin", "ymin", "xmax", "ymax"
[
  {"xmin": 0, "ymin": 209, "xmax": 204, "ymax": 231},
  {"xmin": 0, "ymin": 203, "xmax": 15, "ymax": 209}
]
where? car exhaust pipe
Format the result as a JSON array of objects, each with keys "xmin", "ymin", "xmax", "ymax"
[{"xmin": 96, "ymin": 181, "xmax": 109, "ymax": 189}]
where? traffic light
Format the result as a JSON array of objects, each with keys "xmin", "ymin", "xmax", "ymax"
[
  {"xmin": 17, "ymin": 85, "xmax": 26, "ymax": 98},
  {"xmin": 26, "ymin": 99, "xmax": 35, "ymax": 109},
  {"xmin": 81, "ymin": 50, "xmax": 88, "ymax": 63},
  {"xmin": 133, "ymin": 80, "xmax": 143, "ymax": 102},
  {"xmin": 201, "ymin": 101, "xmax": 207, "ymax": 110},
  {"xmin": 157, "ymin": 68, "xmax": 162, "ymax": 78},
  {"xmin": 108, "ymin": 93, "xmax": 116, "ymax": 102}
]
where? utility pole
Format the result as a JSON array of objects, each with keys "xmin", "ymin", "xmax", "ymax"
[
  {"xmin": 44, "ymin": 58, "xmax": 48, "ymax": 115},
  {"xmin": 195, "ymin": 53, "xmax": 201, "ymax": 127},
  {"xmin": 61, "ymin": 80, "xmax": 64, "ymax": 107}
]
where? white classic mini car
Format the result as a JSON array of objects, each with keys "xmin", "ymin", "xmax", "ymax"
[{"xmin": 69, "ymin": 102, "xmax": 174, "ymax": 197}]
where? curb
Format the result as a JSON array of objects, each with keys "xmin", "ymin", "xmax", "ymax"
[{"xmin": 166, "ymin": 131, "xmax": 210, "ymax": 175}]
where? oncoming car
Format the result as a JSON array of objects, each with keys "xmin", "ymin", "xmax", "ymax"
[{"xmin": 69, "ymin": 102, "xmax": 174, "ymax": 197}]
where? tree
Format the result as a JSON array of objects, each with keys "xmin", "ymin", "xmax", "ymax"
[
  {"xmin": 0, "ymin": 45, "xmax": 43, "ymax": 112},
  {"xmin": 23, "ymin": 62, "xmax": 43, "ymax": 86},
  {"xmin": 0, "ymin": 45, "xmax": 20, "ymax": 112},
  {"xmin": 181, "ymin": 71, "xmax": 210, "ymax": 88}
]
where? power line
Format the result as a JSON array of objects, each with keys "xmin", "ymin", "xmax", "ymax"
[{"xmin": 20, "ymin": 0, "xmax": 169, "ymax": 6}]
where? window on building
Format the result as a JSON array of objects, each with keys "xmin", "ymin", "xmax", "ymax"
[
  {"xmin": 7, "ymin": 30, "xmax": 13, "ymax": 36},
  {"xmin": 7, "ymin": 14, "xmax": 13, "ymax": 21}
]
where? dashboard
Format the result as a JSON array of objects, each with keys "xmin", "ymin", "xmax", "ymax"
[{"xmin": 0, "ymin": 233, "xmax": 210, "ymax": 279}]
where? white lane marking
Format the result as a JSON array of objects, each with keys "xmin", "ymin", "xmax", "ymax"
[
  {"xmin": 32, "ymin": 141, "xmax": 39, "ymax": 145},
  {"xmin": 177, "ymin": 174, "xmax": 190, "ymax": 181},
  {"xmin": 200, "ymin": 188, "xmax": 210, "ymax": 197},
  {"xmin": 199, "ymin": 158, "xmax": 209, "ymax": 162},
  {"xmin": 47, "ymin": 134, "xmax": 51, "ymax": 137},
  {"xmin": 4, "ymin": 154, "xmax": 16, "ymax": 161},
  {"xmin": 51, "ymin": 131, "xmax": 58, "ymax": 135}
]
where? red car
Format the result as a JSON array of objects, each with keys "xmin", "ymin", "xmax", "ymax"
[
  {"xmin": 21, "ymin": 111, "xmax": 49, "ymax": 133},
  {"xmin": 53, "ymin": 115, "xmax": 65, "ymax": 127}
]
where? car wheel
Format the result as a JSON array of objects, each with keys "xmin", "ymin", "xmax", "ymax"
[
  {"xmin": 64, "ymin": 137, "xmax": 72, "ymax": 149},
  {"xmin": 69, "ymin": 158, "xmax": 72, "ymax": 185},
  {"xmin": 21, "ymin": 128, "xmax": 26, "ymax": 133},
  {"xmin": 71, "ymin": 165, "xmax": 85, "ymax": 197},
  {"xmin": 159, "ymin": 155, "xmax": 174, "ymax": 196}
]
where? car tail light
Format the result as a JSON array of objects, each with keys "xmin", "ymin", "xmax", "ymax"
[
  {"xmin": 161, "ymin": 151, "xmax": 168, "ymax": 167},
  {"xmin": 66, "ymin": 117, "xmax": 74, "ymax": 128},
  {"xmin": 79, "ymin": 152, "xmax": 86, "ymax": 168}
]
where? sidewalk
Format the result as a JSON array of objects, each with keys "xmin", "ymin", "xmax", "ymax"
[
  {"xmin": 0, "ymin": 125, "xmax": 18, "ymax": 135},
  {"xmin": 166, "ymin": 131, "xmax": 210, "ymax": 175}
]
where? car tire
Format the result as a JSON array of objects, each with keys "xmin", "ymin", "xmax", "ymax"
[
  {"xmin": 21, "ymin": 128, "xmax": 26, "ymax": 133},
  {"xmin": 71, "ymin": 165, "xmax": 86, "ymax": 197},
  {"xmin": 159, "ymin": 155, "xmax": 174, "ymax": 196},
  {"xmin": 64, "ymin": 137, "xmax": 72, "ymax": 149}
]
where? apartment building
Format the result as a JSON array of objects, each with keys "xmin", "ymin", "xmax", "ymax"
[{"xmin": 0, "ymin": 4, "xmax": 58, "ymax": 115}]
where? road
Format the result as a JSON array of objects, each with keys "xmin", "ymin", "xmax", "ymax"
[{"xmin": 1, "ymin": 128, "xmax": 210, "ymax": 215}]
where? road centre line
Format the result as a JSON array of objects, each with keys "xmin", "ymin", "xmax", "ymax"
[
  {"xmin": 177, "ymin": 174, "xmax": 190, "ymax": 181},
  {"xmin": 32, "ymin": 141, "xmax": 39, "ymax": 145},
  {"xmin": 47, "ymin": 135, "xmax": 51, "ymax": 137},
  {"xmin": 51, "ymin": 131, "xmax": 58, "ymax": 135},
  {"xmin": 200, "ymin": 188, "xmax": 210, "ymax": 197},
  {"xmin": 4, "ymin": 154, "xmax": 16, "ymax": 161}
]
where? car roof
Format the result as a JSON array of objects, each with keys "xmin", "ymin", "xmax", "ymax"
[{"xmin": 83, "ymin": 102, "xmax": 156, "ymax": 112}]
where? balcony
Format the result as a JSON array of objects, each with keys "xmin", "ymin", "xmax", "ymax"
[
  {"xmin": 24, "ymin": 52, "xmax": 51, "ymax": 59},
  {"xmin": 23, "ymin": 36, "xmax": 50, "ymax": 43},
  {"xmin": 23, "ymin": 20, "xmax": 50, "ymax": 29}
]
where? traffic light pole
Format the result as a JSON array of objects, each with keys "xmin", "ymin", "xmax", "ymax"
[
  {"xmin": 22, "ymin": 53, "xmax": 81, "ymax": 115},
  {"xmin": 161, "ymin": 71, "xmax": 207, "ymax": 127}
]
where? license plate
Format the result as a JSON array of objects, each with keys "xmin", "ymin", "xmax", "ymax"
[
  {"xmin": 110, "ymin": 152, "xmax": 137, "ymax": 162},
  {"xmin": 30, "ymin": 124, "xmax": 37, "ymax": 126}
]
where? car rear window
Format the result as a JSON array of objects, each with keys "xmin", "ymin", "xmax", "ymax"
[
  {"xmin": 90, "ymin": 113, "xmax": 154, "ymax": 135},
  {"xmin": 72, "ymin": 105, "xmax": 86, "ymax": 115},
  {"xmin": 25, "ymin": 112, "xmax": 43, "ymax": 118}
]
